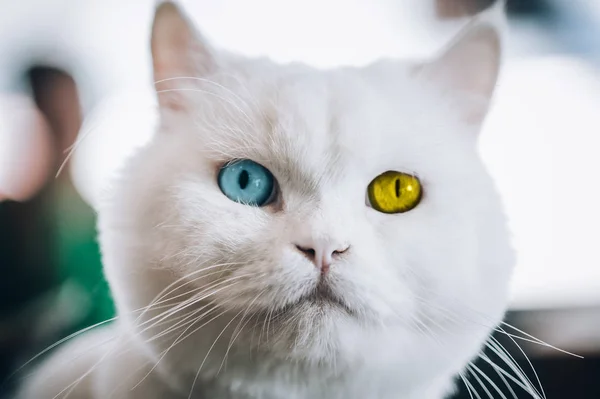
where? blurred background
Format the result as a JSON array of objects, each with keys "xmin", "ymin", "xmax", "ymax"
[{"xmin": 0, "ymin": 0, "xmax": 599, "ymax": 397}]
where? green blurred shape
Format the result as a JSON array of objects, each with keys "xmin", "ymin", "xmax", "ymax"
[{"xmin": 52, "ymin": 183, "xmax": 115, "ymax": 333}]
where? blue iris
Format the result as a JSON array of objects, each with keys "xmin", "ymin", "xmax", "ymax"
[{"xmin": 218, "ymin": 159, "xmax": 275, "ymax": 206}]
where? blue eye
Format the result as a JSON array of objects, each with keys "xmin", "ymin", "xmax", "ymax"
[{"xmin": 218, "ymin": 159, "xmax": 276, "ymax": 206}]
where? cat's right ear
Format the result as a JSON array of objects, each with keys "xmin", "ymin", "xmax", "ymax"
[{"xmin": 151, "ymin": 1, "xmax": 216, "ymax": 111}]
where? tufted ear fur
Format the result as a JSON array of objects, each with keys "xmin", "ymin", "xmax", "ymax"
[{"xmin": 151, "ymin": 1, "xmax": 216, "ymax": 111}]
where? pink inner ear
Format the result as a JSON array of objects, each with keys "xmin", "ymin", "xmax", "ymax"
[
  {"xmin": 151, "ymin": 3, "xmax": 193, "ymax": 80},
  {"xmin": 150, "ymin": 2, "xmax": 216, "ymax": 111},
  {"xmin": 433, "ymin": 24, "xmax": 500, "ymax": 96},
  {"xmin": 416, "ymin": 22, "xmax": 501, "ymax": 127}
]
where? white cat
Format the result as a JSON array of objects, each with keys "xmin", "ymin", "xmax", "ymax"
[{"xmin": 19, "ymin": 2, "xmax": 515, "ymax": 398}]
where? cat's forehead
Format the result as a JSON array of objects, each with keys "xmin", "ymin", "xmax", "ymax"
[{"xmin": 194, "ymin": 60, "xmax": 453, "ymax": 187}]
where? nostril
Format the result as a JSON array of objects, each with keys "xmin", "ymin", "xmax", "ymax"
[
  {"xmin": 295, "ymin": 244, "xmax": 316, "ymax": 260},
  {"xmin": 332, "ymin": 246, "xmax": 350, "ymax": 257}
]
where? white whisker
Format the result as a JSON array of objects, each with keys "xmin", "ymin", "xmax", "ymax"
[{"xmin": 469, "ymin": 362, "xmax": 508, "ymax": 399}]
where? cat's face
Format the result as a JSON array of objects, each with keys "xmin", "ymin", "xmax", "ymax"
[{"xmin": 100, "ymin": 3, "xmax": 514, "ymax": 368}]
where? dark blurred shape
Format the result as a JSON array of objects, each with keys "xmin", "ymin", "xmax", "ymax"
[
  {"xmin": 27, "ymin": 67, "xmax": 82, "ymax": 164},
  {"xmin": 435, "ymin": 0, "xmax": 555, "ymax": 20},
  {"xmin": 451, "ymin": 310, "xmax": 600, "ymax": 398},
  {"xmin": 0, "ymin": 66, "xmax": 83, "ymax": 397},
  {"xmin": 506, "ymin": 0, "xmax": 554, "ymax": 18},
  {"xmin": 0, "ymin": 185, "xmax": 56, "ymax": 397}
]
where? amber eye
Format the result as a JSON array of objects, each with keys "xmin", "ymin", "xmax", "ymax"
[{"xmin": 367, "ymin": 171, "xmax": 422, "ymax": 214}]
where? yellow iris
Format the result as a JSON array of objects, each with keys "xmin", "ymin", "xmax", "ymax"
[{"xmin": 368, "ymin": 171, "xmax": 422, "ymax": 214}]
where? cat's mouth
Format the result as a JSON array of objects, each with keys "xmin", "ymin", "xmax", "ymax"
[{"xmin": 291, "ymin": 281, "xmax": 356, "ymax": 316}]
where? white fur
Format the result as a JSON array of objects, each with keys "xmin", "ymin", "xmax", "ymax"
[{"xmin": 19, "ymin": 3, "xmax": 515, "ymax": 399}]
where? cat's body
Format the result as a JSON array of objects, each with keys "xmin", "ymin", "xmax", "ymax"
[{"xmin": 19, "ymin": 2, "xmax": 515, "ymax": 398}]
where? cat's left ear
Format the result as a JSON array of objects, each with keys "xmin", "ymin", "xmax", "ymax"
[
  {"xmin": 417, "ymin": 5, "xmax": 504, "ymax": 126},
  {"xmin": 151, "ymin": 1, "xmax": 216, "ymax": 110}
]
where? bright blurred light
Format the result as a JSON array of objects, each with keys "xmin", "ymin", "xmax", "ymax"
[
  {"xmin": 70, "ymin": 89, "xmax": 157, "ymax": 207},
  {"xmin": 482, "ymin": 56, "xmax": 600, "ymax": 309},
  {"xmin": 0, "ymin": 95, "xmax": 51, "ymax": 201}
]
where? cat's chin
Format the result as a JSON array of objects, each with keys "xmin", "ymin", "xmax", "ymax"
[
  {"xmin": 246, "ymin": 308, "xmax": 355, "ymax": 362},
  {"xmin": 281, "ymin": 281, "xmax": 357, "ymax": 319}
]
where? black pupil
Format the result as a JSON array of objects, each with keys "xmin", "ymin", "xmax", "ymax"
[
  {"xmin": 395, "ymin": 178, "xmax": 401, "ymax": 198},
  {"xmin": 239, "ymin": 170, "xmax": 250, "ymax": 189}
]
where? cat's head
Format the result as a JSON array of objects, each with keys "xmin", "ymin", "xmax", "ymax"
[{"xmin": 100, "ymin": 1, "xmax": 514, "ymax": 368}]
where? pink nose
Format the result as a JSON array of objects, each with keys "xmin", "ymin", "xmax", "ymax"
[{"xmin": 294, "ymin": 239, "xmax": 349, "ymax": 274}]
